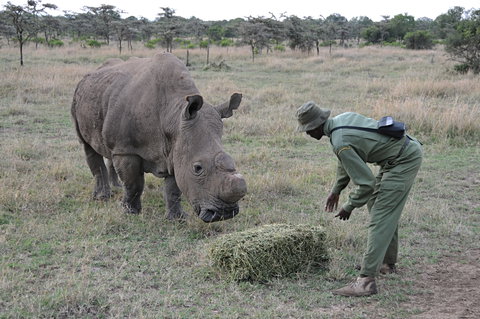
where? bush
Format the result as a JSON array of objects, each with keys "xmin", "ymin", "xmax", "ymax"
[
  {"xmin": 219, "ymin": 38, "xmax": 234, "ymax": 47},
  {"xmin": 175, "ymin": 38, "xmax": 193, "ymax": 48},
  {"xmin": 454, "ymin": 63, "xmax": 470, "ymax": 74},
  {"xmin": 361, "ymin": 25, "xmax": 382, "ymax": 44},
  {"xmin": 199, "ymin": 40, "xmax": 209, "ymax": 49},
  {"xmin": 404, "ymin": 31, "xmax": 433, "ymax": 50},
  {"xmin": 144, "ymin": 38, "xmax": 160, "ymax": 49},
  {"xmin": 86, "ymin": 39, "xmax": 101, "ymax": 48},
  {"xmin": 382, "ymin": 41, "xmax": 404, "ymax": 47},
  {"xmin": 446, "ymin": 10, "xmax": 480, "ymax": 74},
  {"xmin": 48, "ymin": 39, "xmax": 64, "ymax": 47}
]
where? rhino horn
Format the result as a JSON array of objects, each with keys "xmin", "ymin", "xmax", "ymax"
[
  {"xmin": 214, "ymin": 93, "xmax": 242, "ymax": 119},
  {"xmin": 184, "ymin": 95, "xmax": 203, "ymax": 120}
]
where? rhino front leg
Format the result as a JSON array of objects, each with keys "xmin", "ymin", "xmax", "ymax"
[
  {"xmin": 83, "ymin": 143, "xmax": 111, "ymax": 200},
  {"xmin": 164, "ymin": 176, "xmax": 187, "ymax": 220},
  {"xmin": 113, "ymin": 155, "xmax": 144, "ymax": 214}
]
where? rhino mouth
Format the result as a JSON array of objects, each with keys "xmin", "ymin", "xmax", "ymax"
[{"xmin": 197, "ymin": 204, "xmax": 239, "ymax": 223}]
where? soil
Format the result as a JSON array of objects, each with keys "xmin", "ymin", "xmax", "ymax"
[{"xmin": 405, "ymin": 248, "xmax": 480, "ymax": 319}]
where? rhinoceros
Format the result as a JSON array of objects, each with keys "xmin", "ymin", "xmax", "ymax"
[{"xmin": 71, "ymin": 53, "xmax": 247, "ymax": 222}]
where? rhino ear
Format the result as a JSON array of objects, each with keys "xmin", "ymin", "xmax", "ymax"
[
  {"xmin": 215, "ymin": 93, "xmax": 242, "ymax": 119},
  {"xmin": 184, "ymin": 95, "xmax": 203, "ymax": 120}
]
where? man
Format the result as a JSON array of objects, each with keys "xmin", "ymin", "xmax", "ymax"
[{"xmin": 296, "ymin": 101, "xmax": 423, "ymax": 297}]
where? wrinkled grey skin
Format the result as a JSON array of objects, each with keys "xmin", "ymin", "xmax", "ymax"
[{"xmin": 71, "ymin": 53, "xmax": 247, "ymax": 222}]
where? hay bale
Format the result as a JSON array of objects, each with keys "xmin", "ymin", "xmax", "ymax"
[{"xmin": 208, "ymin": 224, "xmax": 328, "ymax": 282}]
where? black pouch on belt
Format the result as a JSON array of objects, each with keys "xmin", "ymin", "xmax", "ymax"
[{"xmin": 377, "ymin": 116, "xmax": 406, "ymax": 139}]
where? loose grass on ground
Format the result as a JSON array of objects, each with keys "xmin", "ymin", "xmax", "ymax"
[{"xmin": 0, "ymin": 43, "xmax": 479, "ymax": 318}]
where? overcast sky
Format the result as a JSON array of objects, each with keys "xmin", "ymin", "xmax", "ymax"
[{"xmin": 3, "ymin": 0, "xmax": 479, "ymax": 21}]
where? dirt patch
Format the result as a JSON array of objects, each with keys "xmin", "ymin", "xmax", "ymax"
[{"xmin": 406, "ymin": 248, "xmax": 480, "ymax": 318}]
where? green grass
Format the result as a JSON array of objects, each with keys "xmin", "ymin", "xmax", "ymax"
[{"xmin": 0, "ymin": 43, "xmax": 479, "ymax": 318}]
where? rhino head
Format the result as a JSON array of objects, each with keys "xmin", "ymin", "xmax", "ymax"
[{"xmin": 172, "ymin": 93, "xmax": 247, "ymax": 223}]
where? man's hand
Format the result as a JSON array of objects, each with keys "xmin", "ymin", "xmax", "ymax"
[
  {"xmin": 334, "ymin": 208, "xmax": 351, "ymax": 221},
  {"xmin": 325, "ymin": 192, "xmax": 339, "ymax": 212},
  {"xmin": 326, "ymin": 192, "xmax": 352, "ymax": 220}
]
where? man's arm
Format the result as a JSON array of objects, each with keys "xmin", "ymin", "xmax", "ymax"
[
  {"xmin": 335, "ymin": 146, "xmax": 376, "ymax": 213},
  {"xmin": 331, "ymin": 160, "xmax": 350, "ymax": 195}
]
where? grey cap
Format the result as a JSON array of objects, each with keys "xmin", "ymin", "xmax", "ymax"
[{"xmin": 295, "ymin": 101, "xmax": 331, "ymax": 132}]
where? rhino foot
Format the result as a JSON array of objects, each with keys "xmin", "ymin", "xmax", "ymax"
[
  {"xmin": 166, "ymin": 208, "xmax": 188, "ymax": 221},
  {"xmin": 93, "ymin": 190, "xmax": 112, "ymax": 201},
  {"xmin": 122, "ymin": 201, "xmax": 141, "ymax": 214}
]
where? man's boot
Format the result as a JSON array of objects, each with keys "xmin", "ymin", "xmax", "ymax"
[
  {"xmin": 354, "ymin": 263, "xmax": 397, "ymax": 275},
  {"xmin": 332, "ymin": 276, "xmax": 378, "ymax": 297},
  {"xmin": 379, "ymin": 263, "xmax": 397, "ymax": 275}
]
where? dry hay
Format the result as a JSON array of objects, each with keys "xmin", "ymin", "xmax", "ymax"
[{"xmin": 208, "ymin": 224, "xmax": 328, "ymax": 282}]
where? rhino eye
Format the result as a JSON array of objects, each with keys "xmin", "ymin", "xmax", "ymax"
[{"xmin": 193, "ymin": 162, "xmax": 204, "ymax": 175}]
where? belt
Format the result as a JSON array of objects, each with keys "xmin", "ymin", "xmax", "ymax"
[{"xmin": 396, "ymin": 136, "xmax": 411, "ymax": 158}]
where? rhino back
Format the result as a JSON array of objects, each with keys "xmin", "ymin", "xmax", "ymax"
[{"xmin": 73, "ymin": 53, "xmax": 200, "ymax": 164}]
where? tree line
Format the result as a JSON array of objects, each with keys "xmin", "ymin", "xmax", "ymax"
[{"xmin": 1, "ymin": 1, "xmax": 479, "ymax": 73}]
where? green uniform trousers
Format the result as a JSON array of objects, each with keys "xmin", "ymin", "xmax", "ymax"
[{"xmin": 360, "ymin": 138, "xmax": 423, "ymax": 277}]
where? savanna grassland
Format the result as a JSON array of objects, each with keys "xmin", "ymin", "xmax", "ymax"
[{"xmin": 1, "ymin": 44, "xmax": 479, "ymax": 318}]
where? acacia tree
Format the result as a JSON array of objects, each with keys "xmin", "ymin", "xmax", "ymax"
[
  {"xmin": 261, "ymin": 13, "xmax": 286, "ymax": 53},
  {"xmin": 285, "ymin": 15, "xmax": 312, "ymax": 53},
  {"xmin": 0, "ymin": 10, "xmax": 16, "ymax": 46},
  {"xmin": 326, "ymin": 13, "xmax": 349, "ymax": 47},
  {"xmin": 41, "ymin": 14, "xmax": 61, "ymax": 45},
  {"xmin": 27, "ymin": 0, "xmax": 57, "ymax": 47},
  {"xmin": 3, "ymin": 0, "xmax": 56, "ymax": 66},
  {"xmin": 138, "ymin": 17, "xmax": 154, "ymax": 42},
  {"xmin": 156, "ymin": 7, "xmax": 182, "ymax": 53},
  {"xmin": 240, "ymin": 16, "xmax": 272, "ymax": 62},
  {"xmin": 323, "ymin": 14, "xmax": 344, "ymax": 54},
  {"xmin": 112, "ymin": 19, "xmax": 128, "ymax": 54},
  {"xmin": 204, "ymin": 24, "xmax": 224, "ymax": 64},
  {"xmin": 84, "ymin": 4, "xmax": 122, "ymax": 44}
]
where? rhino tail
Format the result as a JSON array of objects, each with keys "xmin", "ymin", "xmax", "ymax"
[{"xmin": 71, "ymin": 89, "xmax": 87, "ymax": 146}]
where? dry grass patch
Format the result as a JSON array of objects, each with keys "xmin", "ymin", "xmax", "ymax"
[{"xmin": 1, "ymin": 43, "xmax": 479, "ymax": 318}]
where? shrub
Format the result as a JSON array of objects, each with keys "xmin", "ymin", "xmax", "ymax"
[
  {"xmin": 219, "ymin": 38, "xmax": 234, "ymax": 47},
  {"xmin": 144, "ymin": 38, "xmax": 160, "ymax": 49},
  {"xmin": 446, "ymin": 10, "xmax": 480, "ymax": 74},
  {"xmin": 86, "ymin": 39, "xmax": 101, "ymax": 48},
  {"xmin": 454, "ymin": 63, "xmax": 470, "ymax": 74},
  {"xmin": 404, "ymin": 31, "xmax": 433, "ymax": 50},
  {"xmin": 48, "ymin": 39, "xmax": 64, "ymax": 47},
  {"xmin": 199, "ymin": 40, "xmax": 209, "ymax": 49},
  {"xmin": 382, "ymin": 41, "xmax": 403, "ymax": 47},
  {"xmin": 175, "ymin": 38, "xmax": 192, "ymax": 48},
  {"xmin": 361, "ymin": 25, "xmax": 382, "ymax": 44}
]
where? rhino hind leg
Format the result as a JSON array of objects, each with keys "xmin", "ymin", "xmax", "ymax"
[
  {"xmin": 113, "ymin": 155, "xmax": 144, "ymax": 214},
  {"xmin": 164, "ymin": 176, "xmax": 188, "ymax": 221},
  {"xmin": 106, "ymin": 159, "xmax": 122, "ymax": 188},
  {"xmin": 83, "ymin": 143, "xmax": 111, "ymax": 200}
]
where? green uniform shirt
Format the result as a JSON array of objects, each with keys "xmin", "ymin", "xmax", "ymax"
[{"xmin": 323, "ymin": 112, "xmax": 406, "ymax": 213}]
